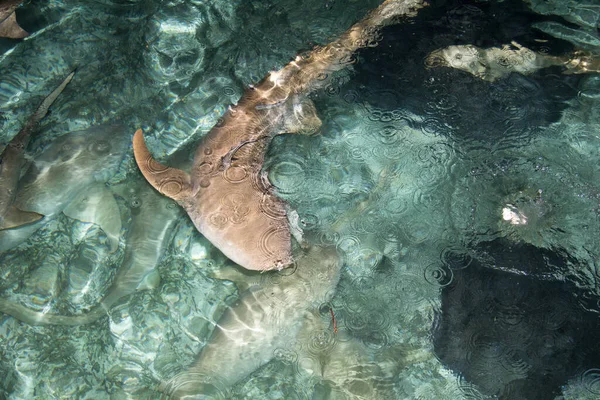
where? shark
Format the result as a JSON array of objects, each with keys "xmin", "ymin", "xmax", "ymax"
[
  {"xmin": 0, "ymin": 0, "xmax": 28, "ymax": 39},
  {"xmin": 0, "ymin": 177, "xmax": 182, "ymax": 325},
  {"xmin": 0, "ymin": 124, "xmax": 129, "ymax": 252},
  {"xmin": 162, "ymin": 245, "xmax": 344, "ymax": 398},
  {"xmin": 426, "ymin": 41, "xmax": 600, "ymax": 82},
  {"xmin": 133, "ymin": 0, "xmax": 428, "ymax": 272},
  {"xmin": 0, "ymin": 70, "xmax": 74, "ymax": 231}
]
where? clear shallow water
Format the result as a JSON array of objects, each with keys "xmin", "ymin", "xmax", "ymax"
[{"xmin": 1, "ymin": 0, "xmax": 600, "ymax": 399}]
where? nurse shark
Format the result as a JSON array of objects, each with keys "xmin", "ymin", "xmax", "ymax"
[
  {"xmin": 133, "ymin": 0, "xmax": 428, "ymax": 271},
  {"xmin": 0, "ymin": 70, "xmax": 74, "ymax": 231},
  {"xmin": 0, "ymin": 0, "xmax": 429, "ymax": 396},
  {"xmin": 0, "ymin": 178, "xmax": 182, "ymax": 325},
  {"xmin": 426, "ymin": 41, "xmax": 600, "ymax": 82},
  {"xmin": 0, "ymin": 124, "xmax": 129, "ymax": 252},
  {"xmin": 0, "ymin": 0, "xmax": 28, "ymax": 39}
]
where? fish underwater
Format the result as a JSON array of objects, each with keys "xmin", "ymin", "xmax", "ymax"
[
  {"xmin": 0, "ymin": 0, "xmax": 27, "ymax": 39},
  {"xmin": 0, "ymin": 177, "xmax": 182, "ymax": 325},
  {"xmin": 0, "ymin": 70, "xmax": 74, "ymax": 231},
  {"xmin": 162, "ymin": 245, "xmax": 344, "ymax": 398},
  {"xmin": 0, "ymin": 124, "xmax": 129, "ymax": 252},
  {"xmin": 133, "ymin": 0, "xmax": 428, "ymax": 272},
  {"xmin": 152, "ymin": 0, "xmax": 429, "ymax": 397},
  {"xmin": 426, "ymin": 41, "xmax": 600, "ymax": 82},
  {"xmin": 0, "ymin": 0, "xmax": 430, "ymax": 397}
]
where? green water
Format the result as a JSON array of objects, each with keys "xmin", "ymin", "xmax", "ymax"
[{"xmin": 1, "ymin": 0, "xmax": 600, "ymax": 399}]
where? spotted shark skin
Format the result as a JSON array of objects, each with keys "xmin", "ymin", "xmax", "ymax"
[
  {"xmin": 0, "ymin": 0, "xmax": 28, "ymax": 39},
  {"xmin": 426, "ymin": 41, "xmax": 600, "ymax": 82},
  {"xmin": 133, "ymin": 0, "xmax": 428, "ymax": 272},
  {"xmin": 0, "ymin": 70, "xmax": 74, "ymax": 231}
]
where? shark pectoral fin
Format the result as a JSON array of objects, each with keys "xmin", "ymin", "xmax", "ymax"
[
  {"xmin": 132, "ymin": 129, "xmax": 193, "ymax": 202},
  {"xmin": 208, "ymin": 265, "xmax": 261, "ymax": 293},
  {"xmin": 0, "ymin": 13, "xmax": 29, "ymax": 39},
  {"xmin": 63, "ymin": 185, "xmax": 122, "ymax": 253},
  {"xmin": 0, "ymin": 206, "xmax": 43, "ymax": 230},
  {"xmin": 283, "ymin": 97, "xmax": 322, "ymax": 136}
]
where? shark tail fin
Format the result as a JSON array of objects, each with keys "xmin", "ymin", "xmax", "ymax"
[
  {"xmin": 0, "ymin": 206, "xmax": 43, "ymax": 230},
  {"xmin": 30, "ymin": 70, "xmax": 76, "ymax": 123},
  {"xmin": 0, "ymin": 297, "xmax": 107, "ymax": 326},
  {"xmin": 132, "ymin": 129, "xmax": 193, "ymax": 202},
  {"xmin": 0, "ymin": 12, "xmax": 28, "ymax": 39}
]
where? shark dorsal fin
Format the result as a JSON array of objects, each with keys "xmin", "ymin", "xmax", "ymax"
[
  {"xmin": 132, "ymin": 129, "xmax": 193, "ymax": 202},
  {"xmin": 0, "ymin": 12, "xmax": 28, "ymax": 39}
]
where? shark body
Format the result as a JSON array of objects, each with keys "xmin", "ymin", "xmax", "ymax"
[
  {"xmin": 162, "ymin": 245, "xmax": 343, "ymax": 398},
  {"xmin": 133, "ymin": 0, "xmax": 427, "ymax": 271},
  {"xmin": 0, "ymin": 71, "xmax": 74, "ymax": 231},
  {"xmin": 426, "ymin": 41, "xmax": 600, "ymax": 82},
  {"xmin": 0, "ymin": 0, "xmax": 27, "ymax": 39},
  {"xmin": 0, "ymin": 178, "xmax": 181, "ymax": 325}
]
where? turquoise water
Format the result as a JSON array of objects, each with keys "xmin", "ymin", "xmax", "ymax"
[{"xmin": 1, "ymin": 0, "xmax": 600, "ymax": 398}]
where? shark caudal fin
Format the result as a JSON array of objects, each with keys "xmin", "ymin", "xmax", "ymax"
[
  {"xmin": 0, "ymin": 206, "xmax": 42, "ymax": 230},
  {"xmin": 0, "ymin": 12, "xmax": 28, "ymax": 39},
  {"xmin": 0, "ymin": 297, "xmax": 108, "ymax": 326},
  {"xmin": 132, "ymin": 129, "xmax": 193, "ymax": 202}
]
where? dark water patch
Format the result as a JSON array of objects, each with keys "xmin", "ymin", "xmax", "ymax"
[
  {"xmin": 433, "ymin": 239, "xmax": 600, "ymax": 400},
  {"xmin": 340, "ymin": 0, "xmax": 583, "ymax": 144}
]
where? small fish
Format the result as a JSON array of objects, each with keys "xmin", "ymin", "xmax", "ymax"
[
  {"xmin": 0, "ymin": 70, "xmax": 74, "ymax": 231},
  {"xmin": 0, "ymin": 0, "xmax": 28, "ymax": 39}
]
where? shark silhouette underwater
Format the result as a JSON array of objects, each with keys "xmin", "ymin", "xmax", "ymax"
[
  {"xmin": 132, "ymin": 0, "xmax": 428, "ymax": 397},
  {"xmin": 0, "ymin": 0, "xmax": 28, "ymax": 39},
  {"xmin": 0, "ymin": 0, "xmax": 429, "ymax": 397},
  {"xmin": 0, "ymin": 70, "xmax": 74, "ymax": 231}
]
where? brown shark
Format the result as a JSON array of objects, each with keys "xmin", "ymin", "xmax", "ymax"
[
  {"xmin": 0, "ymin": 70, "xmax": 74, "ymax": 230},
  {"xmin": 0, "ymin": 0, "xmax": 28, "ymax": 39},
  {"xmin": 133, "ymin": 0, "xmax": 427, "ymax": 271}
]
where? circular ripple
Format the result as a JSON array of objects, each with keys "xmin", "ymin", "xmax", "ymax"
[
  {"xmin": 361, "ymin": 330, "xmax": 389, "ymax": 350},
  {"xmin": 146, "ymin": 157, "xmax": 169, "ymax": 174},
  {"xmin": 221, "ymin": 193, "xmax": 250, "ymax": 224},
  {"xmin": 500, "ymin": 349, "xmax": 530, "ymax": 378},
  {"xmin": 299, "ymin": 213, "xmax": 320, "ymax": 231},
  {"xmin": 319, "ymin": 230, "xmax": 340, "ymax": 246},
  {"xmin": 162, "ymin": 373, "xmax": 228, "ymax": 399},
  {"xmin": 440, "ymin": 246, "xmax": 472, "ymax": 270},
  {"xmin": 424, "ymin": 263, "xmax": 453, "ymax": 287},
  {"xmin": 307, "ymin": 329, "xmax": 336, "ymax": 355},
  {"xmin": 208, "ymin": 212, "xmax": 228, "ymax": 229},
  {"xmin": 222, "ymin": 86, "xmax": 236, "ymax": 96},
  {"xmin": 268, "ymin": 160, "xmax": 306, "ymax": 195},
  {"xmin": 259, "ymin": 194, "xmax": 287, "ymax": 220},
  {"xmin": 582, "ymin": 369, "xmax": 600, "ymax": 395},
  {"xmin": 159, "ymin": 176, "xmax": 186, "ymax": 197},
  {"xmin": 223, "ymin": 165, "xmax": 248, "ymax": 183},
  {"xmin": 258, "ymin": 226, "xmax": 289, "ymax": 259},
  {"xmin": 385, "ymin": 197, "xmax": 408, "ymax": 216},
  {"xmin": 273, "ymin": 347, "xmax": 299, "ymax": 366}
]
